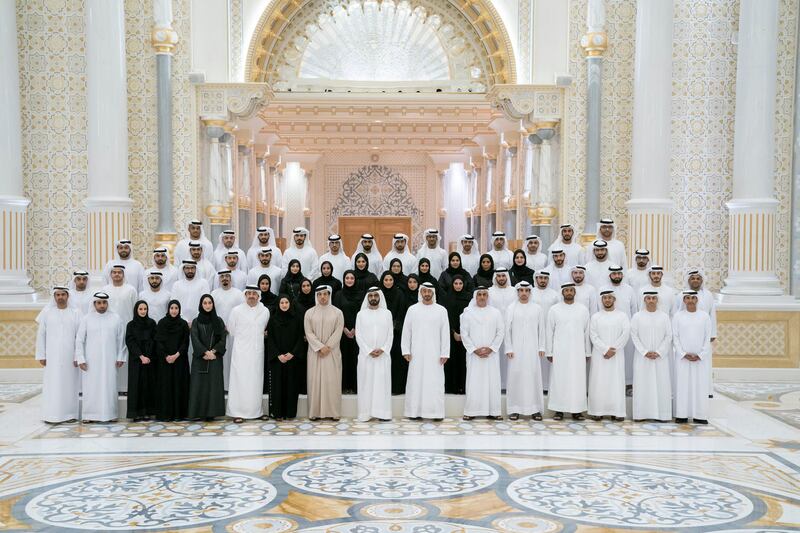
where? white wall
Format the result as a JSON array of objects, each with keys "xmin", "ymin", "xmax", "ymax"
[
  {"xmin": 191, "ymin": 0, "xmax": 230, "ymax": 81},
  {"xmin": 443, "ymin": 163, "xmax": 470, "ymax": 247},
  {"xmin": 532, "ymin": 0, "xmax": 569, "ymax": 85}
]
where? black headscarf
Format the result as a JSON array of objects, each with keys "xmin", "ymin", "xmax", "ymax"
[
  {"xmin": 380, "ymin": 270, "xmax": 403, "ymax": 317},
  {"xmin": 196, "ymin": 293, "xmax": 225, "ymax": 335},
  {"xmin": 389, "ymin": 257, "xmax": 408, "ymax": 283},
  {"xmin": 333, "ymin": 270, "xmax": 363, "ymax": 328},
  {"xmin": 404, "ymin": 273, "xmax": 420, "ymax": 303},
  {"xmin": 416, "ymin": 257, "xmax": 439, "ymax": 288},
  {"xmin": 474, "ymin": 253, "xmax": 495, "ymax": 288},
  {"xmin": 312, "ymin": 260, "xmax": 343, "ymax": 294},
  {"xmin": 131, "ymin": 300, "xmax": 154, "ymax": 326},
  {"xmin": 128, "ymin": 300, "xmax": 157, "ymax": 338},
  {"xmin": 443, "ymin": 275, "xmax": 472, "ymax": 332},
  {"xmin": 155, "ymin": 299, "xmax": 188, "ymax": 347},
  {"xmin": 295, "ymin": 279, "xmax": 316, "ymax": 311},
  {"xmin": 283, "ymin": 259, "xmax": 304, "ymax": 282},
  {"xmin": 258, "ymin": 274, "xmax": 279, "ymax": 312},
  {"xmin": 271, "ymin": 293, "xmax": 298, "ymax": 325},
  {"xmin": 353, "ymin": 253, "xmax": 372, "ymax": 280},
  {"xmin": 440, "ymin": 252, "xmax": 472, "ymax": 293},
  {"xmin": 510, "ymin": 249, "xmax": 535, "ymax": 285}
]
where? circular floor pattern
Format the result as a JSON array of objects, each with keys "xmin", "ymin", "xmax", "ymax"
[
  {"xmin": 300, "ymin": 520, "xmax": 498, "ymax": 532},
  {"xmin": 507, "ymin": 467, "xmax": 754, "ymax": 529},
  {"xmin": 230, "ymin": 517, "xmax": 297, "ymax": 532},
  {"xmin": 361, "ymin": 502, "xmax": 427, "ymax": 519},
  {"xmin": 282, "ymin": 451, "xmax": 498, "ymax": 500},
  {"xmin": 492, "ymin": 516, "xmax": 561, "ymax": 532},
  {"xmin": 25, "ymin": 469, "xmax": 276, "ymax": 530}
]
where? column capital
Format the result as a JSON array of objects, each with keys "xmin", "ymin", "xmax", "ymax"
[
  {"xmin": 580, "ymin": 32, "xmax": 608, "ymax": 58},
  {"xmin": 151, "ymin": 26, "xmax": 179, "ymax": 55}
]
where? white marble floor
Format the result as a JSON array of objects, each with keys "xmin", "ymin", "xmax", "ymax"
[{"xmin": 0, "ymin": 382, "xmax": 798, "ymax": 531}]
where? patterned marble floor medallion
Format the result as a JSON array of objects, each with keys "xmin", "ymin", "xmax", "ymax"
[
  {"xmin": 0, "ymin": 383, "xmax": 42, "ymax": 403},
  {"xmin": 229, "ymin": 517, "xmax": 297, "ymax": 532},
  {"xmin": 491, "ymin": 516, "xmax": 561, "ymax": 533},
  {"xmin": 716, "ymin": 382, "xmax": 800, "ymax": 430},
  {"xmin": 282, "ymin": 451, "xmax": 499, "ymax": 499},
  {"xmin": 506, "ymin": 467, "xmax": 755, "ymax": 528},
  {"xmin": 25, "ymin": 469, "xmax": 277, "ymax": 530},
  {"xmin": 300, "ymin": 520, "xmax": 498, "ymax": 532}
]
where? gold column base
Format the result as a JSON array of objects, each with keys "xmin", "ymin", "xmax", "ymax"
[
  {"xmin": 154, "ymin": 232, "xmax": 178, "ymax": 262},
  {"xmin": 206, "ymin": 203, "xmax": 233, "ymax": 225},
  {"xmin": 580, "ymin": 232, "xmax": 597, "ymax": 246},
  {"xmin": 527, "ymin": 204, "xmax": 557, "ymax": 225}
]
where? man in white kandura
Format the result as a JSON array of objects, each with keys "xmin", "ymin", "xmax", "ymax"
[
  {"xmin": 674, "ymin": 268, "xmax": 718, "ymax": 395},
  {"xmin": 171, "ymin": 261, "xmax": 210, "ymax": 326},
  {"xmin": 211, "ymin": 270, "xmax": 245, "ymax": 390},
  {"xmin": 627, "ymin": 249, "xmax": 651, "ymax": 293},
  {"xmin": 584, "ymin": 240, "xmax": 613, "ymax": 289},
  {"xmin": 571, "ymin": 265, "xmax": 598, "ymax": 314},
  {"xmin": 75, "ymin": 292, "xmax": 126, "ymax": 423},
  {"xmin": 416, "ymin": 228, "xmax": 448, "ymax": 278},
  {"xmin": 214, "ymin": 251, "xmax": 246, "ymax": 290},
  {"xmin": 486, "ymin": 231, "xmax": 513, "ymax": 270},
  {"xmin": 588, "ymin": 289, "xmax": 631, "ymax": 421},
  {"xmin": 590, "ymin": 218, "xmax": 627, "ymax": 267},
  {"xmin": 213, "ymin": 230, "xmax": 248, "ymax": 272},
  {"xmin": 101, "ymin": 264, "xmax": 137, "ymax": 393},
  {"xmin": 246, "ymin": 226, "xmax": 283, "ymax": 270},
  {"xmin": 353, "ymin": 234, "xmax": 384, "ymax": 278},
  {"xmin": 102, "ymin": 239, "xmax": 145, "ymax": 292},
  {"xmin": 188, "ymin": 241, "xmax": 216, "ymax": 285},
  {"xmin": 355, "ymin": 287, "xmax": 394, "ymax": 422},
  {"xmin": 316, "ymin": 234, "xmax": 351, "ymax": 282},
  {"xmin": 505, "ymin": 281, "xmax": 546, "ymax": 421},
  {"xmin": 637, "ymin": 265, "xmax": 675, "ymax": 314},
  {"xmin": 672, "ymin": 290, "xmax": 713, "ymax": 425},
  {"xmin": 402, "ymin": 282, "xmax": 450, "ymax": 420},
  {"xmin": 383, "ymin": 233, "xmax": 417, "ymax": 275},
  {"xmin": 36, "ymin": 287, "xmax": 82, "ymax": 423},
  {"xmin": 461, "ymin": 286, "xmax": 505, "ymax": 421},
  {"xmin": 524, "ymin": 235, "xmax": 548, "ymax": 270},
  {"xmin": 139, "ymin": 271, "xmax": 171, "ymax": 321},
  {"xmin": 226, "ymin": 285, "xmax": 270, "ymax": 423},
  {"xmin": 68, "ymin": 270, "xmax": 92, "ymax": 315},
  {"xmin": 547, "ymin": 249, "xmax": 572, "ymax": 288},
  {"xmin": 547, "ymin": 224, "xmax": 583, "ymax": 267},
  {"xmin": 630, "ymin": 291, "xmax": 673, "ymax": 422},
  {"xmin": 456, "ymin": 234, "xmax": 480, "ymax": 275},
  {"xmin": 531, "ymin": 271, "xmax": 559, "ymax": 393},
  {"xmin": 283, "ymin": 227, "xmax": 318, "ymax": 276},
  {"xmin": 174, "ymin": 219, "xmax": 214, "ymax": 266},
  {"xmin": 546, "ymin": 283, "xmax": 591, "ymax": 420},
  {"xmin": 247, "ymin": 247, "xmax": 282, "ymax": 292},
  {"xmin": 487, "ymin": 268, "xmax": 515, "ymax": 387},
  {"xmin": 149, "ymin": 247, "xmax": 177, "ymax": 291}
]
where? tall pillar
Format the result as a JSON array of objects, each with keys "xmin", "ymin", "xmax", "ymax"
[
  {"xmin": 201, "ymin": 118, "xmax": 232, "ymax": 232},
  {"xmin": 722, "ymin": 0, "xmax": 783, "ymax": 296},
  {"xmin": 0, "ymin": 0, "xmax": 33, "ymax": 297},
  {"xmin": 501, "ymin": 146, "xmax": 517, "ymax": 238},
  {"xmin": 529, "ymin": 124, "xmax": 557, "ymax": 248},
  {"xmin": 626, "ymin": 0, "xmax": 674, "ymax": 269},
  {"xmin": 580, "ymin": 0, "xmax": 607, "ymax": 245},
  {"xmin": 85, "ymin": 0, "xmax": 132, "ymax": 278},
  {"xmin": 152, "ymin": 0, "xmax": 179, "ymax": 255}
]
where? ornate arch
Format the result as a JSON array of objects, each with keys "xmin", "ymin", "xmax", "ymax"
[{"xmin": 245, "ymin": 0, "xmax": 516, "ymax": 90}]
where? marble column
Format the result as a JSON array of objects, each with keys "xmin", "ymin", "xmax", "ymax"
[
  {"xmin": 201, "ymin": 118, "xmax": 231, "ymax": 227},
  {"xmin": 0, "ymin": 0, "xmax": 33, "ymax": 297},
  {"xmin": 580, "ymin": 0, "xmax": 606, "ymax": 245},
  {"xmin": 85, "ymin": 0, "xmax": 132, "ymax": 277},
  {"xmin": 502, "ymin": 147, "xmax": 517, "ymax": 238},
  {"xmin": 626, "ymin": 0, "xmax": 674, "ymax": 269},
  {"xmin": 483, "ymin": 157, "xmax": 497, "ymax": 246},
  {"xmin": 531, "ymin": 125, "xmax": 557, "ymax": 248},
  {"xmin": 722, "ymin": 0, "xmax": 783, "ymax": 297},
  {"xmin": 152, "ymin": 0, "xmax": 179, "ymax": 255}
]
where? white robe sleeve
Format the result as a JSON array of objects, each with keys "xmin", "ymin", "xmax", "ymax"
[
  {"xmin": 460, "ymin": 312, "xmax": 476, "ymax": 355},
  {"xmin": 400, "ymin": 309, "xmax": 413, "ymax": 355},
  {"xmin": 588, "ymin": 315, "xmax": 603, "ymax": 356},
  {"xmin": 75, "ymin": 317, "xmax": 88, "ymax": 365},
  {"xmin": 612, "ymin": 314, "xmax": 631, "ymax": 351},
  {"xmin": 672, "ymin": 315, "xmax": 686, "ymax": 358},
  {"xmin": 355, "ymin": 313, "xmax": 370, "ymax": 359},
  {"xmin": 583, "ymin": 309, "xmax": 592, "ymax": 356},
  {"xmin": 656, "ymin": 315, "xmax": 673, "ymax": 357},
  {"xmin": 381, "ymin": 315, "xmax": 394, "ymax": 355},
  {"xmin": 537, "ymin": 306, "xmax": 546, "ymax": 353},
  {"xmin": 504, "ymin": 307, "xmax": 514, "ymax": 354},
  {"xmin": 630, "ymin": 314, "xmax": 646, "ymax": 354},
  {"xmin": 116, "ymin": 317, "xmax": 127, "ymax": 363},
  {"xmin": 35, "ymin": 312, "xmax": 47, "ymax": 361},
  {"xmin": 488, "ymin": 310, "xmax": 504, "ymax": 353},
  {"xmin": 697, "ymin": 315, "xmax": 713, "ymax": 360},
  {"xmin": 439, "ymin": 307, "xmax": 450, "ymax": 358},
  {"xmin": 545, "ymin": 307, "xmax": 556, "ymax": 356}
]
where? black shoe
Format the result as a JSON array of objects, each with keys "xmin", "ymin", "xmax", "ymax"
[
  {"xmin": 613, "ymin": 416, "xmax": 625, "ymax": 422},
  {"xmin": 674, "ymin": 417, "xmax": 688, "ymax": 424},
  {"xmin": 432, "ymin": 418, "xmax": 443, "ymax": 422},
  {"xmin": 553, "ymin": 412, "xmax": 563, "ymax": 421},
  {"xmin": 532, "ymin": 413, "xmax": 542, "ymax": 421},
  {"xmin": 572, "ymin": 413, "xmax": 585, "ymax": 421},
  {"xmin": 462, "ymin": 415, "xmax": 473, "ymax": 421},
  {"xmin": 589, "ymin": 415, "xmax": 602, "ymax": 421},
  {"xmin": 487, "ymin": 415, "xmax": 503, "ymax": 421},
  {"xmin": 508, "ymin": 413, "xmax": 519, "ymax": 421},
  {"xmin": 693, "ymin": 418, "xmax": 709, "ymax": 425}
]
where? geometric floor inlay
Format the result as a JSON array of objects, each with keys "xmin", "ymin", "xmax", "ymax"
[
  {"xmin": 0, "ymin": 383, "xmax": 42, "ymax": 403},
  {"xmin": 716, "ymin": 381, "xmax": 800, "ymax": 430}
]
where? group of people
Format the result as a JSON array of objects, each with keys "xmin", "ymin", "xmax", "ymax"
[{"xmin": 35, "ymin": 218, "xmax": 717, "ymax": 426}]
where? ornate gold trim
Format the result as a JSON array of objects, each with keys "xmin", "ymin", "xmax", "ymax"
[
  {"xmin": 714, "ymin": 310, "xmax": 800, "ymax": 368},
  {"xmin": 580, "ymin": 31, "xmax": 608, "ymax": 58},
  {"xmin": 151, "ymin": 26, "xmax": 179, "ymax": 55}
]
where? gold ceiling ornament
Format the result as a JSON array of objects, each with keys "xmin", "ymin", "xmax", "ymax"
[{"xmin": 245, "ymin": 0, "xmax": 516, "ymax": 91}]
